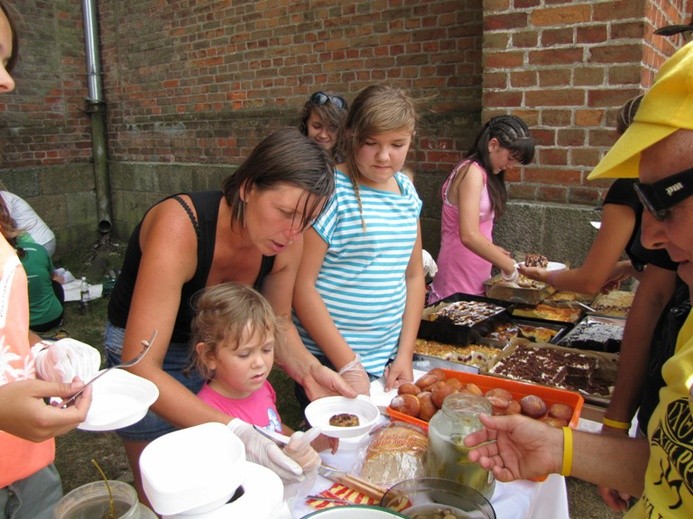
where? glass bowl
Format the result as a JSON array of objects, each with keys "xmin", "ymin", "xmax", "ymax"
[{"xmin": 380, "ymin": 477, "xmax": 496, "ymax": 519}]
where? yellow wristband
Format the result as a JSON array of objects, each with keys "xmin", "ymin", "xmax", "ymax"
[
  {"xmin": 602, "ymin": 417, "xmax": 631, "ymax": 430},
  {"xmin": 561, "ymin": 426, "xmax": 573, "ymax": 477}
]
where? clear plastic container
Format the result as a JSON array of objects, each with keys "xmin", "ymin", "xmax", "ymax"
[
  {"xmin": 426, "ymin": 393, "xmax": 495, "ymax": 499},
  {"xmin": 53, "ymin": 480, "xmax": 157, "ymax": 519}
]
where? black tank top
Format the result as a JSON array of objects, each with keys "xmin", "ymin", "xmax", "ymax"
[{"xmin": 108, "ymin": 191, "xmax": 275, "ymax": 344}]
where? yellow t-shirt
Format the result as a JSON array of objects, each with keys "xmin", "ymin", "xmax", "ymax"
[{"xmin": 625, "ymin": 310, "xmax": 693, "ymax": 518}]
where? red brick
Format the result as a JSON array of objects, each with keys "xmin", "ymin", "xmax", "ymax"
[
  {"xmin": 538, "ymin": 69, "xmax": 572, "ymax": 87},
  {"xmin": 575, "ymin": 109, "xmax": 604, "ymax": 127},
  {"xmin": 536, "ymin": 186, "xmax": 569, "ymax": 203},
  {"xmin": 576, "ymin": 25, "xmax": 608, "ymax": 44},
  {"xmin": 571, "ymin": 148, "xmax": 602, "ymax": 167},
  {"xmin": 541, "ymin": 109, "xmax": 572, "ymax": 127},
  {"xmin": 589, "ymin": 44, "xmax": 643, "ymax": 64},
  {"xmin": 528, "ymin": 48, "xmax": 583, "ymax": 66},
  {"xmin": 484, "ymin": 51, "xmax": 525, "ymax": 69},
  {"xmin": 530, "ymin": 5, "xmax": 592, "ymax": 26},
  {"xmin": 525, "ymin": 89, "xmax": 583, "ymax": 107}
]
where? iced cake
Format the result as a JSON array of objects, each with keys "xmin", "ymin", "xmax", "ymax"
[{"xmin": 487, "ymin": 343, "xmax": 614, "ymax": 396}]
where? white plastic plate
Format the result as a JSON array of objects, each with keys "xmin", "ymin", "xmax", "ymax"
[
  {"xmin": 78, "ymin": 368, "xmax": 158, "ymax": 431},
  {"xmin": 517, "ymin": 261, "xmax": 566, "ymax": 271},
  {"xmin": 305, "ymin": 395, "xmax": 379, "ymax": 439}
]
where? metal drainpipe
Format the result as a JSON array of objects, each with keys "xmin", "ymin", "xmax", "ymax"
[{"xmin": 82, "ymin": 0, "xmax": 112, "ymax": 235}]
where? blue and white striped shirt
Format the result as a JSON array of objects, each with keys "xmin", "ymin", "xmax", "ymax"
[{"xmin": 294, "ymin": 169, "xmax": 422, "ymax": 377}]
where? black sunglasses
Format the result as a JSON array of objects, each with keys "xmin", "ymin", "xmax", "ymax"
[
  {"xmin": 633, "ymin": 167, "xmax": 693, "ymax": 221},
  {"xmin": 309, "ymin": 91, "xmax": 348, "ymax": 110}
]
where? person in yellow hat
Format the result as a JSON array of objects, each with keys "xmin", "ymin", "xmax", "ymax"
[{"xmin": 463, "ymin": 41, "xmax": 693, "ymax": 519}]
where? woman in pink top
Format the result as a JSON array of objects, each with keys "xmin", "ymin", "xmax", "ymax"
[{"xmin": 429, "ymin": 115, "xmax": 535, "ymax": 302}]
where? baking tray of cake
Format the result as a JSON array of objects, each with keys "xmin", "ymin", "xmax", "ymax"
[
  {"xmin": 510, "ymin": 302, "xmax": 584, "ymax": 324},
  {"xmin": 480, "ymin": 313, "xmax": 571, "ymax": 347},
  {"xmin": 557, "ymin": 315, "xmax": 626, "ymax": 353},
  {"xmin": 419, "ymin": 293, "xmax": 513, "ymax": 346},
  {"xmin": 589, "ymin": 290, "xmax": 635, "ymax": 318},
  {"xmin": 413, "ymin": 338, "xmax": 503, "ymax": 372},
  {"xmin": 483, "ymin": 273, "xmax": 556, "ymax": 305},
  {"xmin": 482, "ymin": 338, "xmax": 617, "ymax": 405}
]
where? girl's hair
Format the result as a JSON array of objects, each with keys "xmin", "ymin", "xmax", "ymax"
[
  {"xmin": 616, "ymin": 95, "xmax": 643, "ymax": 135},
  {"xmin": 222, "ymin": 128, "xmax": 335, "ymax": 231},
  {"xmin": 336, "ymin": 84, "xmax": 416, "ymax": 227},
  {"xmin": 0, "ymin": 2, "xmax": 19, "ymax": 73},
  {"xmin": 0, "ymin": 194, "xmax": 23, "ymax": 256},
  {"xmin": 298, "ymin": 91, "xmax": 348, "ymax": 136},
  {"xmin": 461, "ymin": 115, "xmax": 535, "ymax": 216},
  {"xmin": 190, "ymin": 283, "xmax": 283, "ymax": 380}
]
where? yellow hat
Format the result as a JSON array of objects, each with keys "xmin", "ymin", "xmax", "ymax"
[{"xmin": 588, "ymin": 42, "xmax": 693, "ymax": 180}]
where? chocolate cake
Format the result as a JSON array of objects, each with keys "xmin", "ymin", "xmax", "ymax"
[
  {"xmin": 431, "ymin": 300, "xmax": 506, "ymax": 327},
  {"xmin": 488, "ymin": 343, "xmax": 613, "ymax": 396},
  {"xmin": 524, "ymin": 253, "xmax": 549, "ymax": 268},
  {"xmin": 559, "ymin": 319, "xmax": 624, "ymax": 353}
]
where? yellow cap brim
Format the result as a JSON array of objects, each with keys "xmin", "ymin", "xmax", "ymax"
[{"xmin": 587, "ymin": 123, "xmax": 678, "ymax": 180}]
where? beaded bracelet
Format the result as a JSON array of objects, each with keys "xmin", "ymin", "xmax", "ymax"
[
  {"xmin": 561, "ymin": 426, "xmax": 573, "ymax": 477},
  {"xmin": 602, "ymin": 417, "xmax": 631, "ymax": 430}
]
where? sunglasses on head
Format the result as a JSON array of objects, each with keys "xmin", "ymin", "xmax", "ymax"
[
  {"xmin": 310, "ymin": 91, "xmax": 348, "ymax": 110},
  {"xmin": 633, "ymin": 167, "xmax": 693, "ymax": 221}
]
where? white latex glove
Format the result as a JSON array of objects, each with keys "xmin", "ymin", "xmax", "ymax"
[
  {"xmin": 33, "ymin": 338, "xmax": 101, "ymax": 383},
  {"xmin": 338, "ymin": 353, "xmax": 371, "ymax": 395},
  {"xmin": 283, "ymin": 427, "xmax": 322, "ymax": 474},
  {"xmin": 422, "ymin": 249, "xmax": 438, "ymax": 278},
  {"xmin": 501, "ymin": 266, "xmax": 520, "ymax": 283},
  {"xmin": 227, "ymin": 418, "xmax": 304, "ymax": 482}
]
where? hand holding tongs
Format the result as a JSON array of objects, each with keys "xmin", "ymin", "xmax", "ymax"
[{"xmin": 61, "ymin": 330, "xmax": 157, "ymax": 408}]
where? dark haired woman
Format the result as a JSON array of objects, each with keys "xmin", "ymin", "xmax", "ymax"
[
  {"xmin": 105, "ymin": 127, "xmax": 354, "ymax": 504},
  {"xmin": 429, "ymin": 115, "xmax": 535, "ymax": 301}
]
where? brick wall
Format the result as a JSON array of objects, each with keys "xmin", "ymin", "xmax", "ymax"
[
  {"xmin": 482, "ymin": 0, "xmax": 690, "ymax": 208},
  {"xmin": 0, "ymin": 0, "xmax": 690, "ymax": 260}
]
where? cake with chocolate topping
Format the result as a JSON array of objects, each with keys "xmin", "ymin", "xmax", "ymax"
[
  {"xmin": 488, "ymin": 343, "xmax": 613, "ymax": 396},
  {"xmin": 523, "ymin": 253, "xmax": 549, "ymax": 268}
]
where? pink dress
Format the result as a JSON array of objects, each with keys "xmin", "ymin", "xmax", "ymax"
[{"xmin": 429, "ymin": 160, "xmax": 494, "ymax": 301}]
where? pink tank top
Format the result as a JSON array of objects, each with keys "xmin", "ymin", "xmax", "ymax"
[{"xmin": 429, "ymin": 161, "xmax": 495, "ymax": 301}]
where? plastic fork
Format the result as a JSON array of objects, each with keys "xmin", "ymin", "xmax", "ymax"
[{"xmin": 61, "ymin": 329, "xmax": 157, "ymax": 408}]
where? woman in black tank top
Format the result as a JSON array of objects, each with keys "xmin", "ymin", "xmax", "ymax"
[{"xmin": 105, "ymin": 128, "xmax": 355, "ymax": 505}]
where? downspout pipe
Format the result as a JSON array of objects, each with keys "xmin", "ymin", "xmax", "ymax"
[{"xmin": 81, "ymin": 0, "xmax": 112, "ymax": 235}]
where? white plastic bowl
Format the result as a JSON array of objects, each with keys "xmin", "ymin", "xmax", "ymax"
[
  {"xmin": 305, "ymin": 395, "xmax": 379, "ymax": 439},
  {"xmin": 78, "ymin": 368, "xmax": 159, "ymax": 432},
  {"xmin": 303, "ymin": 505, "xmax": 407, "ymax": 518},
  {"xmin": 140, "ymin": 422, "xmax": 247, "ymax": 516}
]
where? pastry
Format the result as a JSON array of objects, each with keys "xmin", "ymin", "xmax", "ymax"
[{"xmin": 329, "ymin": 413, "xmax": 360, "ymax": 427}]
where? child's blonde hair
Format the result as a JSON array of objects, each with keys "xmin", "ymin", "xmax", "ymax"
[
  {"xmin": 191, "ymin": 282, "xmax": 283, "ymax": 379},
  {"xmin": 336, "ymin": 84, "xmax": 417, "ymax": 228}
]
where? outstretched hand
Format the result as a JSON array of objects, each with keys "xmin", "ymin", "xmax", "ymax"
[
  {"xmin": 0, "ymin": 378, "xmax": 92, "ymax": 442},
  {"xmin": 464, "ymin": 413, "xmax": 563, "ymax": 482},
  {"xmin": 302, "ymin": 363, "xmax": 358, "ymax": 401}
]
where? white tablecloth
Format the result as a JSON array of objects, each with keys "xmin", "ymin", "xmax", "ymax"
[{"xmin": 292, "ymin": 373, "xmax": 570, "ymax": 518}]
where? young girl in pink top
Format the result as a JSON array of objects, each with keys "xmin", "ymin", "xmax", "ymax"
[
  {"xmin": 192, "ymin": 283, "xmax": 333, "ymax": 456},
  {"xmin": 429, "ymin": 115, "xmax": 535, "ymax": 302}
]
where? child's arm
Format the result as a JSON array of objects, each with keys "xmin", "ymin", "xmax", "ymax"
[
  {"xmin": 293, "ymin": 228, "xmax": 368, "ymax": 393},
  {"xmin": 281, "ymin": 423, "xmax": 338, "ymax": 454},
  {"xmin": 454, "ymin": 164, "xmax": 516, "ymax": 275},
  {"xmin": 384, "ymin": 222, "xmax": 425, "ymax": 391}
]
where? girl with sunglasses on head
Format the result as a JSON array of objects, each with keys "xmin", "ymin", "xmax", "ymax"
[
  {"xmin": 293, "ymin": 84, "xmax": 425, "ymax": 396},
  {"xmin": 428, "ymin": 115, "xmax": 535, "ymax": 302},
  {"xmin": 299, "ymin": 91, "xmax": 348, "ymax": 160}
]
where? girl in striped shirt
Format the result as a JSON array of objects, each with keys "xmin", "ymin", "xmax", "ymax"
[{"xmin": 293, "ymin": 84, "xmax": 425, "ymax": 397}]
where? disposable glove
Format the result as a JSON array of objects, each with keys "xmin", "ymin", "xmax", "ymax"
[
  {"xmin": 33, "ymin": 338, "xmax": 101, "ymax": 383},
  {"xmin": 338, "ymin": 353, "xmax": 371, "ymax": 395},
  {"xmin": 227, "ymin": 418, "xmax": 304, "ymax": 482},
  {"xmin": 283, "ymin": 427, "xmax": 322, "ymax": 474}
]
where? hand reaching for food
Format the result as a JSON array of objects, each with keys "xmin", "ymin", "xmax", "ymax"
[{"xmin": 338, "ymin": 353, "xmax": 371, "ymax": 395}]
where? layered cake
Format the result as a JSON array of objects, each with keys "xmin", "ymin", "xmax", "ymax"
[
  {"xmin": 487, "ymin": 343, "xmax": 614, "ymax": 396},
  {"xmin": 523, "ymin": 253, "xmax": 549, "ymax": 268},
  {"xmin": 414, "ymin": 338, "xmax": 501, "ymax": 368},
  {"xmin": 429, "ymin": 300, "xmax": 506, "ymax": 327}
]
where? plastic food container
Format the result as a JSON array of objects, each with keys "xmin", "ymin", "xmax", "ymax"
[
  {"xmin": 419, "ymin": 293, "xmax": 512, "ymax": 346},
  {"xmin": 386, "ymin": 369, "xmax": 584, "ymax": 431},
  {"xmin": 381, "ymin": 477, "xmax": 496, "ymax": 519},
  {"xmin": 140, "ymin": 422, "xmax": 246, "ymax": 516},
  {"xmin": 483, "ymin": 274, "xmax": 555, "ymax": 305},
  {"xmin": 426, "ymin": 394, "xmax": 495, "ymax": 499}
]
